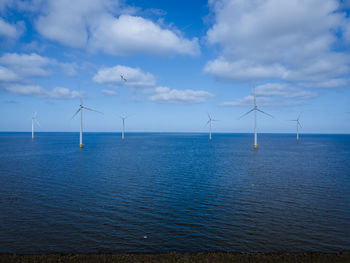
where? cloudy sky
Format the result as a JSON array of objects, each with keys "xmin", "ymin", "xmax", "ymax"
[{"xmin": 1, "ymin": 0, "xmax": 349, "ymax": 133}]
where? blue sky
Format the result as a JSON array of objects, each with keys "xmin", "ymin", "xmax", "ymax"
[{"xmin": 0, "ymin": 0, "xmax": 349, "ymax": 133}]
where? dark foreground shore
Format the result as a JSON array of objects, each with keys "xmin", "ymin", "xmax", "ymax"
[{"xmin": 1, "ymin": 252, "xmax": 350, "ymax": 263}]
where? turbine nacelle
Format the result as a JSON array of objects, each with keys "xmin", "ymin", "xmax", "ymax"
[
  {"xmin": 239, "ymin": 89, "xmax": 273, "ymax": 149},
  {"xmin": 72, "ymin": 95, "xmax": 102, "ymax": 148}
]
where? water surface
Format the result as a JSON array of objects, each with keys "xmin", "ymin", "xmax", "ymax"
[{"xmin": 0, "ymin": 132, "xmax": 349, "ymax": 253}]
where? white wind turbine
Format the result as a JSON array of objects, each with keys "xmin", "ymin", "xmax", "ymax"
[
  {"xmin": 72, "ymin": 96, "xmax": 101, "ymax": 148},
  {"xmin": 239, "ymin": 90, "xmax": 273, "ymax": 149},
  {"xmin": 290, "ymin": 113, "xmax": 302, "ymax": 143},
  {"xmin": 206, "ymin": 113, "xmax": 218, "ymax": 141},
  {"xmin": 120, "ymin": 115, "xmax": 128, "ymax": 140},
  {"xmin": 31, "ymin": 112, "xmax": 40, "ymax": 140}
]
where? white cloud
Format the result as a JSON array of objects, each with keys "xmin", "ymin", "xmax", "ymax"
[
  {"xmin": 34, "ymin": 0, "xmax": 199, "ymax": 56},
  {"xmin": 47, "ymin": 87, "xmax": 80, "ymax": 99},
  {"xmin": 220, "ymin": 83, "xmax": 317, "ymax": 107},
  {"xmin": 0, "ymin": 53, "xmax": 79, "ymax": 99},
  {"xmin": 1, "ymin": 84, "xmax": 80, "ymax": 99},
  {"xmin": 0, "ymin": 52, "xmax": 79, "ymax": 77},
  {"xmin": 221, "ymin": 95, "xmax": 273, "ymax": 107},
  {"xmin": 205, "ymin": 0, "xmax": 350, "ymax": 83},
  {"xmin": 35, "ymin": 0, "xmax": 111, "ymax": 48},
  {"xmin": 3, "ymin": 84, "xmax": 44, "ymax": 96},
  {"xmin": 149, "ymin": 86, "xmax": 213, "ymax": 104},
  {"xmin": 89, "ymin": 15, "xmax": 200, "ymax": 56},
  {"xmin": 0, "ymin": 66, "xmax": 19, "ymax": 82},
  {"xmin": 101, "ymin": 89, "xmax": 118, "ymax": 96},
  {"xmin": 0, "ymin": 18, "xmax": 24, "ymax": 39},
  {"xmin": 0, "ymin": 52, "xmax": 54, "ymax": 77},
  {"xmin": 255, "ymin": 83, "xmax": 317, "ymax": 99},
  {"xmin": 204, "ymin": 58, "xmax": 288, "ymax": 81},
  {"xmin": 303, "ymin": 78, "xmax": 350, "ymax": 88},
  {"xmin": 93, "ymin": 65, "xmax": 156, "ymax": 87}
]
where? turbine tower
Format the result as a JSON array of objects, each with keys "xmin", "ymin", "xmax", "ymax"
[
  {"xmin": 206, "ymin": 113, "xmax": 217, "ymax": 141},
  {"xmin": 72, "ymin": 96, "xmax": 101, "ymax": 148},
  {"xmin": 31, "ymin": 112, "xmax": 40, "ymax": 140},
  {"xmin": 240, "ymin": 90, "xmax": 273, "ymax": 149},
  {"xmin": 290, "ymin": 113, "xmax": 302, "ymax": 143},
  {"xmin": 121, "ymin": 115, "xmax": 127, "ymax": 140}
]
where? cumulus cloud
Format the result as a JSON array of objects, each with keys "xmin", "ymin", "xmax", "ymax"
[
  {"xmin": 204, "ymin": 58, "xmax": 288, "ymax": 81},
  {"xmin": 35, "ymin": 0, "xmax": 110, "ymax": 48},
  {"xmin": 0, "ymin": 52, "xmax": 78, "ymax": 77},
  {"xmin": 2, "ymin": 84, "xmax": 80, "ymax": 99},
  {"xmin": 47, "ymin": 87, "xmax": 80, "ymax": 99},
  {"xmin": 255, "ymin": 83, "xmax": 317, "ymax": 99},
  {"xmin": 303, "ymin": 78, "xmax": 350, "ymax": 88},
  {"xmin": 220, "ymin": 83, "xmax": 317, "ymax": 107},
  {"xmin": 205, "ymin": 0, "xmax": 350, "ymax": 83},
  {"xmin": 0, "ymin": 66, "xmax": 19, "ymax": 82},
  {"xmin": 0, "ymin": 52, "xmax": 79, "ymax": 99},
  {"xmin": 0, "ymin": 52, "xmax": 54, "ymax": 76},
  {"xmin": 93, "ymin": 65, "xmax": 156, "ymax": 86},
  {"xmin": 149, "ymin": 86, "xmax": 213, "ymax": 104},
  {"xmin": 0, "ymin": 18, "xmax": 24, "ymax": 39},
  {"xmin": 34, "ymin": 0, "xmax": 199, "ymax": 55},
  {"xmin": 221, "ymin": 95, "xmax": 272, "ymax": 107},
  {"xmin": 89, "ymin": 15, "xmax": 200, "ymax": 56}
]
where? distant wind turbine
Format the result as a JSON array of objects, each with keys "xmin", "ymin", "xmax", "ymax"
[
  {"xmin": 239, "ymin": 90, "xmax": 273, "ymax": 149},
  {"xmin": 72, "ymin": 96, "xmax": 101, "ymax": 148},
  {"xmin": 290, "ymin": 114, "xmax": 302, "ymax": 143},
  {"xmin": 206, "ymin": 113, "xmax": 218, "ymax": 141},
  {"xmin": 31, "ymin": 112, "xmax": 40, "ymax": 140},
  {"xmin": 120, "ymin": 74, "xmax": 127, "ymax": 82},
  {"xmin": 121, "ymin": 115, "xmax": 128, "ymax": 140}
]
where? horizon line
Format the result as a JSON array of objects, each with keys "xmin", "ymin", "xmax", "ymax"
[{"xmin": 1, "ymin": 131, "xmax": 349, "ymax": 135}]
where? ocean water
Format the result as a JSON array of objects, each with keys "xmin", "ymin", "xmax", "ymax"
[{"xmin": 0, "ymin": 132, "xmax": 349, "ymax": 254}]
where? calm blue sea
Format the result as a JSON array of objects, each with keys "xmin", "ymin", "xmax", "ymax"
[{"xmin": 0, "ymin": 132, "xmax": 349, "ymax": 253}]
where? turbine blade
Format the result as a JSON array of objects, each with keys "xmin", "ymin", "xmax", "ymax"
[
  {"xmin": 239, "ymin": 108, "xmax": 254, "ymax": 119},
  {"xmin": 83, "ymin": 106, "xmax": 102, "ymax": 114},
  {"xmin": 298, "ymin": 121, "xmax": 302, "ymax": 128},
  {"xmin": 34, "ymin": 119, "xmax": 40, "ymax": 127},
  {"xmin": 257, "ymin": 108, "xmax": 273, "ymax": 118},
  {"xmin": 205, "ymin": 120, "xmax": 210, "ymax": 126},
  {"xmin": 71, "ymin": 108, "xmax": 81, "ymax": 119}
]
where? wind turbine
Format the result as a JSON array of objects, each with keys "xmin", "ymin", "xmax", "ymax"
[
  {"xmin": 31, "ymin": 112, "xmax": 40, "ymax": 140},
  {"xmin": 120, "ymin": 115, "xmax": 127, "ymax": 140},
  {"xmin": 239, "ymin": 90, "xmax": 273, "ymax": 149},
  {"xmin": 290, "ymin": 113, "xmax": 302, "ymax": 143},
  {"xmin": 72, "ymin": 96, "xmax": 101, "ymax": 148},
  {"xmin": 206, "ymin": 113, "xmax": 218, "ymax": 141}
]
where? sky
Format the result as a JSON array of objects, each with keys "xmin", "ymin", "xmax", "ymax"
[{"xmin": 0, "ymin": 0, "xmax": 350, "ymax": 133}]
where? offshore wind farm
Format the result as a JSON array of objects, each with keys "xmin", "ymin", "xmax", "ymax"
[{"xmin": 1, "ymin": 0, "xmax": 350, "ymax": 261}]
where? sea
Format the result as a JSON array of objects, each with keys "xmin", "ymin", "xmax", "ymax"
[{"xmin": 0, "ymin": 132, "xmax": 349, "ymax": 254}]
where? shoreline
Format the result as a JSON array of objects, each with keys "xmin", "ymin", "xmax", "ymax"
[{"xmin": 1, "ymin": 252, "xmax": 350, "ymax": 263}]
